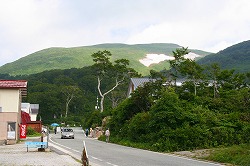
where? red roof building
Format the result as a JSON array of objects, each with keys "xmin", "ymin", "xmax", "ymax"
[
  {"xmin": 0, "ymin": 80, "xmax": 27, "ymax": 97},
  {"xmin": 0, "ymin": 80, "xmax": 28, "ymax": 144},
  {"xmin": 0, "ymin": 80, "xmax": 27, "ymax": 88}
]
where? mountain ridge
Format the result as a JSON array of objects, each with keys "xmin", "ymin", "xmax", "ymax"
[
  {"xmin": 197, "ymin": 40, "xmax": 250, "ymax": 72},
  {"xmin": 0, "ymin": 43, "xmax": 211, "ymax": 76}
]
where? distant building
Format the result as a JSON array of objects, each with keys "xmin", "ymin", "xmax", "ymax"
[
  {"xmin": 0, "ymin": 80, "xmax": 27, "ymax": 144},
  {"xmin": 127, "ymin": 77, "xmax": 184, "ymax": 97},
  {"xmin": 127, "ymin": 78, "xmax": 155, "ymax": 98},
  {"xmin": 21, "ymin": 103, "xmax": 39, "ymax": 121}
]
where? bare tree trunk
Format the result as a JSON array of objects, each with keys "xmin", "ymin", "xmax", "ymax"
[
  {"xmin": 65, "ymin": 101, "xmax": 69, "ymax": 118},
  {"xmin": 97, "ymin": 76, "xmax": 124, "ymax": 112},
  {"xmin": 65, "ymin": 94, "xmax": 74, "ymax": 118},
  {"xmin": 213, "ymin": 80, "xmax": 219, "ymax": 98},
  {"xmin": 65, "ymin": 95, "xmax": 73, "ymax": 118},
  {"xmin": 100, "ymin": 96, "xmax": 104, "ymax": 113},
  {"xmin": 194, "ymin": 82, "xmax": 197, "ymax": 96}
]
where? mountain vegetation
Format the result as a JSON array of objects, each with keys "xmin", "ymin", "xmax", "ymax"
[
  {"xmin": 106, "ymin": 48, "xmax": 250, "ymax": 153},
  {"xmin": 197, "ymin": 40, "xmax": 250, "ymax": 73},
  {"xmin": 1, "ymin": 42, "xmax": 250, "ymax": 165},
  {"xmin": 0, "ymin": 43, "xmax": 210, "ymax": 76}
]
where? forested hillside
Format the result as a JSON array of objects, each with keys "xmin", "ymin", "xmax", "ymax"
[
  {"xmin": 106, "ymin": 47, "xmax": 250, "ymax": 153},
  {"xmin": 0, "ymin": 66, "xmax": 131, "ymax": 124},
  {"xmin": 1, "ymin": 48, "xmax": 249, "ymax": 165},
  {"xmin": 197, "ymin": 40, "xmax": 250, "ymax": 72},
  {"xmin": 0, "ymin": 43, "xmax": 210, "ymax": 76}
]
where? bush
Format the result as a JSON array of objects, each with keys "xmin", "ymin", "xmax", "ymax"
[
  {"xmin": 204, "ymin": 144, "xmax": 250, "ymax": 166},
  {"xmin": 26, "ymin": 127, "xmax": 41, "ymax": 136}
]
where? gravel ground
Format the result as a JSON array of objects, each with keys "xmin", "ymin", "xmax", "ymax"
[{"xmin": 0, "ymin": 141, "xmax": 82, "ymax": 166}]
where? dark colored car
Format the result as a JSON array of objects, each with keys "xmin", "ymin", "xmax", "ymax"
[{"xmin": 61, "ymin": 128, "xmax": 74, "ymax": 139}]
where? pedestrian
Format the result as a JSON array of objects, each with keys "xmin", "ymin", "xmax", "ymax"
[
  {"xmin": 54, "ymin": 127, "xmax": 57, "ymax": 134},
  {"xmin": 105, "ymin": 128, "xmax": 110, "ymax": 143},
  {"xmin": 90, "ymin": 128, "xmax": 93, "ymax": 138},
  {"xmin": 85, "ymin": 128, "xmax": 89, "ymax": 138}
]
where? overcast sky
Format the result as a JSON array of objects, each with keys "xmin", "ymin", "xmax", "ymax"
[{"xmin": 1, "ymin": 0, "xmax": 250, "ymax": 66}]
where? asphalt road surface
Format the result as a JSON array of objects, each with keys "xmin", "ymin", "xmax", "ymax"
[{"xmin": 49, "ymin": 127, "xmax": 223, "ymax": 166}]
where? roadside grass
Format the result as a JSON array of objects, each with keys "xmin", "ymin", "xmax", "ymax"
[
  {"xmin": 99, "ymin": 136, "xmax": 249, "ymax": 166},
  {"xmin": 200, "ymin": 144, "xmax": 250, "ymax": 166}
]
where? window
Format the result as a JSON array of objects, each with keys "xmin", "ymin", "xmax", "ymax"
[{"xmin": 7, "ymin": 122, "xmax": 16, "ymax": 139}]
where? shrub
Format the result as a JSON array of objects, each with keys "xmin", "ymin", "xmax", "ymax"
[{"xmin": 26, "ymin": 127, "xmax": 41, "ymax": 136}]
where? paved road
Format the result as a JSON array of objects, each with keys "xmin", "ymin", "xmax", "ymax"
[{"xmin": 49, "ymin": 127, "xmax": 223, "ymax": 166}]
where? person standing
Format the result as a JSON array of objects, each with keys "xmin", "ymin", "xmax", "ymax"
[
  {"xmin": 105, "ymin": 128, "xmax": 110, "ymax": 143},
  {"xmin": 85, "ymin": 128, "xmax": 89, "ymax": 138}
]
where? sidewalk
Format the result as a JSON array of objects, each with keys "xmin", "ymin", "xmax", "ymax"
[{"xmin": 0, "ymin": 137, "xmax": 82, "ymax": 166}]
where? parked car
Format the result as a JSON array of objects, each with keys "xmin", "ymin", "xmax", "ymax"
[{"xmin": 61, "ymin": 128, "xmax": 74, "ymax": 139}]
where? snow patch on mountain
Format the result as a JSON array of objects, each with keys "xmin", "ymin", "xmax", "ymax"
[{"xmin": 139, "ymin": 52, "xmax": 200, "ymax": 67}]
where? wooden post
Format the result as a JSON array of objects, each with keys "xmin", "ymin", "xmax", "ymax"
[{"xmin": 81, "ymin": 141, "xmax": 89, "ymax": 166}]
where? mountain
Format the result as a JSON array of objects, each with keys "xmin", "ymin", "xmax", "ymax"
[
  {"xmin": 197, "ymin": 40, "xmax": 250, "ymax": 72},
  {"xmin": 0, "ymin": 43, "xmax": 210, "ymax": 76}
]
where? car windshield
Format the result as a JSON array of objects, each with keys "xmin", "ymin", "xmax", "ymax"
[{"xmin": 62, "ymin": 129, "xmax": 73, "ymax": 132}]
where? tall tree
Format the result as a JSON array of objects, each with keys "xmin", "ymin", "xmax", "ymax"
[
  {"xmin": 91, "ymin": 50, "xmax": 136, "ymax": 112},
  {"xmin": 169, "ymin": 47, "xmax": 190, "ymax": 86},
  {"xmin": 179, "ymin": 59, "xmax": 204, "ymax": 96},
  {"xmin": 207, "ymin": 63, "xmax": 221, "ymax": 98},
  {"xmin": 62, "ymin": 85, "xmax": 81, "ymax": 117}
]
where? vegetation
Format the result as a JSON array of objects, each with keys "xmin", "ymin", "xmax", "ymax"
[
  {"xmin": 91, "ymin": 50, "xmax": 139, "ymax": 112},
  {"xmin": 203, "ymin": 144, "xmax": 250, "ymax": 166},
  {"xmin": 0, "ymin": 45, "xmax": 249, "ymax": 165},
  {"xmin": 198, "ymin": 40, "xmax": 250, "ymax": 73},
  {"xmin": 26, "ymin": 127, "xmax": 41, "ymax": 137},
  {"xmin": 0, "ymin": 43, "xmax": 210, "ymax": 76}
]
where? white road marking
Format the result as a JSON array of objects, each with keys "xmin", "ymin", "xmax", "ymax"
[{"xmin": 49, "ymin": 131, "xmax": 119, "ymax": 166}]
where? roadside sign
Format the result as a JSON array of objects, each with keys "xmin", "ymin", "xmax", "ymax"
[{"xmin": 20, "ymin": 124, "xmax": 26, "ymax": 139}]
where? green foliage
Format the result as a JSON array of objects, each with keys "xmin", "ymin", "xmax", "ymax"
[
  {"xmin": 108, "ymin": 68, "xmax": 250, "ymax": 152},
  {"xmin": 198, "ymin": 40, "xmax": 250, "ymax": 73},
  {"xmin": 126, "ymin": 112, "xmax": 151, "ymax": 142},
  {"xmin": 11, "ymin": 66, "xmax": 125, "ymax": 124},
  {"xmin": 0, "ymin": 43, "xmax": 211, "ymax": 76},
  {"xmin": 1, "ymin": 45, "xmax": 249, "ymax": 162},
  {"xmin": 27, "ymin": 127, "xmax": 41, "ymax": 136},
  {"xmin": 204, "ymin": 144, "xmax": 250, "ymax": 166}
]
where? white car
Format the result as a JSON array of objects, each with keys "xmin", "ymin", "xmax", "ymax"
[{"xmin": 61, "ymin": 128, "xmax": 74, "ymax": 139}]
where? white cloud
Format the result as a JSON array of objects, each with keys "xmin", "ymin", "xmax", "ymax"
[{"xmin": 0, "ymin": 0, "xmax": 250, "ymax": 66}]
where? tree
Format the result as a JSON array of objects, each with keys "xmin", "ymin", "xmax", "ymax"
[
  {"xmin": 169, "ymin": 47, "xmax": 190, "ymax": 86},
  {"xmin": 91, "ymin": 50, "xmax": 136, "ymax": 112},
  {"xmin": 178, "ymin": 59, "xmax": 204, "ymax": 96},
  {"xmin": 207, "ymin": 63, "xmax": 221, "ymax": 98},
  {"xmin": 62, "ymin": 85, "xmax": 81, "ymax": 117}
]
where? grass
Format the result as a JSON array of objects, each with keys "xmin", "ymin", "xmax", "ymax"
[
  {"xmin": 27, "ymin": 133, "xmax": 42, "ymax": 137},
  {"xmin": 201, "ymin": 144, "xmax": 250, "ymax": 166},
  {"xmin": 99, "ymin": 135, "xmax": 250, "ymax": 166},
  {"xmin": 0, "ymin": 43, "xmax": 211, "ymax": 76}
]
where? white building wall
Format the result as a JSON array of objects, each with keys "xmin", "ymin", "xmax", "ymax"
[
  {"xmin": 30, "ymin": 114, "xmax": 36, "ymax": 121},
  {"xmin": 0, "ymin": 89, "xmax": 20, "ymax": 113},
  {"xmin": 0, "ymin": 89, "xmax": 21, "ymax": 144},
  {"xmin": 21, "ymin": 103, "xmax": 30, "ymax": 114}
]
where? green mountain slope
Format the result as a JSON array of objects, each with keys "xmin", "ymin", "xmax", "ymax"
[
  {"xmin": 197, "ymin": 40, "xmax": 250, "ymax": 72},
  {"xmin": 0, "ymin": 43, "xmax": 211, "ymax": 76}
]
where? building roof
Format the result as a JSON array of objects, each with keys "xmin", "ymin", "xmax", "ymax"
[
  {"xmin": 130, "ymin": 78, "xmax": 155, "ymax": 90},
  {"xmin": 0, "ymin": 80, "xmax": 27, "ymax": 88},
  {"xmin": 0, "ymin": 80, "xmax": 28, "ymax": 97},
  {"xmin": 127, "ymin": 78, "xmax": 156, "ymax": 97}
]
